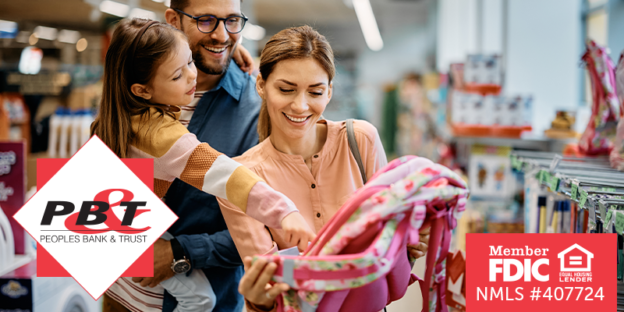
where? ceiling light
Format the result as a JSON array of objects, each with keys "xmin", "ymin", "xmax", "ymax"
[
  {"xmin": 76, "ymin": 38, "xmax": 88, "ymax": 52},
  {"xmin": 164, "ymin": 0, "xmax": 171, "ymax": 7},
  {"xmin": 152, "ymin": 0, "xmax": 165, "ymax": 3},
  {"xmin": 129, "ymin": 8, "xmax": 157, "ymax": 20},
  {"xmin": 242, "ymin": 23, "xmax": 265, "ymax": 41},
  {"xmin": 34, "ymin": 26, "xmax": 58, "ymax": 41},
  {"xmin": 99, "ymin": 0, "xmax": 129, "ymax": 17},
  {"xmin": 352, "ymin": 0, "xmax": 384, "ymax": 51},
  {"xmin": 58, "ymin": 30, "xmax": 81, "ymax": 44},
  {"xmin": 29, "ymin": 33, "xmax": 38, "ymax": 45}
]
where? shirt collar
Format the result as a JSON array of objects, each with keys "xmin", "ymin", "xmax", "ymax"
[{"xmin": 211, "ymin": 59, "xmax": 245, "ymax": 101}]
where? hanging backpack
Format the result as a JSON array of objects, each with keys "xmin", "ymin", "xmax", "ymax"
[
  {"xmin": 254, "ymin": 156, "xmax": 469, "ymax": 312},
  {"xmin": 579, "ymin": 40, "xmax": 621, "ymax": 155},
  {"xmin": 610, "ymin": 51, "xmax": 624, "ymax": 170}
]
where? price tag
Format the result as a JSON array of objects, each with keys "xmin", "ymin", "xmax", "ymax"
[
  {"xmin": 571, "ymin": 181, "xmax": 579, "ymax": 200},
  {"xmin": 606, "ymin": 209, "xmax": 614, "ymax": 225},
  {"xmin": 550, "ymin": 176, "xmax": 560, "ymax": 192},
  {"xmin": 579, "ymin": 189, "xmax": 589, "ymax": 208},
  {"xmin": 616, "ymin": 211, "xmax": 624, "ymax": 235}
]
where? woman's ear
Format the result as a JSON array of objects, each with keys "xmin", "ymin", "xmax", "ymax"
[
  {"xmin": 256, "ymin": 75, "xmax": 266, "ymax": 99},
  {"xmin": 131, "ymin": 83, "xmax": 152, "ymax": 100}
]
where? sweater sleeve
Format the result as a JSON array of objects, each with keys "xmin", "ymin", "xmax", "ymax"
[{"xmin": 131, "ymin": 113, "xmax": 297, "ymax": 228}]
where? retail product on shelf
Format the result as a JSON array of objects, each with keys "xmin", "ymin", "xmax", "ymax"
[
  {"xmin": 579, "ymin": 40, "xmax": 621, "ymax": 155},
  {"xmin": 449, "ymin": 56, "xmax": 532, "ymax": 138},
  {"xmin": 464, "ymin": 54, "xmax": 502, "ymax": 86},
  {"xmin": 0, "ymin": 206, "xmax": 13, "ymax": 271},
  {"xmin": 0, "ymin": 93, "xmax": 30, "ymax": 152},
  {"xmin": 0, "ymin": 142, "xmax": 25, "ymax": 254},
  {"xmin": 545, "ymin": 110, "xmax": 578, "ymax": 139},
  {"xmin": 468, "ymin": 145, "xmax": 515, "ymax": 198},
  {"xmin": 48, "ymin": 108, "xmax": 94, "ymax": 158}
]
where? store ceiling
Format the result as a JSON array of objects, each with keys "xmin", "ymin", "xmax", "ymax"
[{"xmin": 0, "ymin": 0, "xmax": 430, "ymax": 54}]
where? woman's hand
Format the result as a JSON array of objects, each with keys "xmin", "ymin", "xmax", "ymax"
[
  {"xmin": 239, "ymin": 257, "xmax": 290, "ymax": 310},
  {"xmin": 233, "ymin": 44, "xmax": 254, "ymax": 75},
  {"xmin": 408, "ymin": 226, "xmax": 430, "ymax": 259},
  {"xmin": 281, "ymin": 212, "xmax": 316, "ymax": 252}
]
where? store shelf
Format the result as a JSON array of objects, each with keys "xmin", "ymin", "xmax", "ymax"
[
  {"xmin": 0, "ymin": 254, "xmax": 33, "ymax": 277},
  {"xmin": 510, "ymin": 151, "xmax": 624, "ymax": 227},
  {"xmin": 453, "ymin": 133, "xmax": 577, "ymax": 152}
]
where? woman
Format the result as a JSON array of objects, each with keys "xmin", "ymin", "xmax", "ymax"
[{"xmin": 218, "ymin": 25, "xmax": 429, "ymax": 311}]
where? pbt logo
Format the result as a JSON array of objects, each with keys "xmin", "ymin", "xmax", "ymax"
[
  {"xmin": 489, "ymin": 245, "xmax": 549, "ymax": 282},
  {"xmin": 41, "ymin": 189, "xmax": 150, "ymax": 234}
]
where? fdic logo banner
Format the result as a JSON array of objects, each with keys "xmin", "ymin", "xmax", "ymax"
[
  {"xmin": 466, "ymin": 234, "xmax": 615, "ymax": 311},
  {"xmin": 13, "ymin": 137, "xmax": 178, "ymax": 300}
]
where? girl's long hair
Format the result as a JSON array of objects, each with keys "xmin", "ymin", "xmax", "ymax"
[
  {"xmin": 257, "ymin": 25, "xmax": 335, "ymax": 142},
  {"xmin": 91, "ymin": 18, "xmax": 184, "ymax": 157}
]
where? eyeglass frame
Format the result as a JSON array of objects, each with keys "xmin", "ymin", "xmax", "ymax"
[{"xmin": 174, "ymin": 9, "xmax": 249, "ymax": 34}]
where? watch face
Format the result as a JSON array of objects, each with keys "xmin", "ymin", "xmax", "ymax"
[{"xmin": 173, "ymin": 260, "xmax": 191, "ymax": 274}]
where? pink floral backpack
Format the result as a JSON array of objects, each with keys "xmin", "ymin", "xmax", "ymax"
[
  {"xmin": 579, "ymin": 40, "xmax": 621, "ymax": 155},
  {"xmin": 610, "ymin": 51, "xmax": 624, "ymax": 170},
  {"xmin": 254, "ymin": 156, "xmax": 469, "ymax": 312}
]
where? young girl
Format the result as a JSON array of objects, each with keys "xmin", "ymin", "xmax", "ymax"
[{"xmin": 91, "ymin": 19, "xmax": 315, "ymax": 312}]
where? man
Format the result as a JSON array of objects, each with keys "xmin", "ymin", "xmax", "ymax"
[{"xmin": 102, "ymin": 0, "xmax": 260, "ymax": 311}]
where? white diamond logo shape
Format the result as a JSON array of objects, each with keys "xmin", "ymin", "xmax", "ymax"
[{"xmin": 14, "ymin": 136, "xmax": 177, "ymax": 300}]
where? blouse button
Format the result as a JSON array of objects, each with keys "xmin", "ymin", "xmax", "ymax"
[
  {"xmin": 316, "ymin": 212, "xmax": 321, "ymax": 218},
  {"xmin": 311, "ymin": 184, "xmax": 316, "ymax": 189}
]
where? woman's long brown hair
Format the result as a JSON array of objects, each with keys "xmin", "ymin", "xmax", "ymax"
[
  {"xmin": 257, "ymin": 25, "xmax": 335, "ymax": 142},
  {"xmin": 91, "ymin": 18, "xmax": 185, "ymax": 157}
]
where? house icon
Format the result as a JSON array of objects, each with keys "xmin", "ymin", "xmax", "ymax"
[{"xmin": 557, "ymin": 244, "xmax": 594, "ymax": 272}]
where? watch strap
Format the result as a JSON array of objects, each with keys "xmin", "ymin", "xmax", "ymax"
[{"xmin": 170, "ymin": 238, "xmax": 186, "ymax": 261}]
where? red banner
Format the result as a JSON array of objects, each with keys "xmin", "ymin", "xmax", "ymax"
[{"xmin": 466, "ymin": 233, "xmax": 616, "ymax": 311}]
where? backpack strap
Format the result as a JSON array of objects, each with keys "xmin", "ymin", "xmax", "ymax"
[{"xmin": 347, "ymin": 119, "xmax": 367, "ymax": 184}]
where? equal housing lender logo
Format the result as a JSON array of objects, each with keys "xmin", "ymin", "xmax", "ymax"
[
  {"xmin": 467, "ymin": 234, "xmax": 615, "ymax": 312},
  {"xmin": 13, "ymin": 137, "xmax": 177, "ymax": 300}
]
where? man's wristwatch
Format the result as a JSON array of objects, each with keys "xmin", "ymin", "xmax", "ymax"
[{"xmin": 170, "ymin": 238, "xmax": 191, "ymax": 274}]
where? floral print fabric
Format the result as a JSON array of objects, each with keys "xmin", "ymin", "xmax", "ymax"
[{"xmin": 254, "ymin": 156, "xmax": 469, "ymax": 312}]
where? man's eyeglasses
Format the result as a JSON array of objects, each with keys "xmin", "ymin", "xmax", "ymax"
[{"xmin": 174, "ymin": 9, "xmax": 248, "ymax": 34}]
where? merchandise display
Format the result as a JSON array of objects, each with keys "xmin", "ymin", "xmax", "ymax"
[
  {"xmin": 611, "ymin": 51, "xmax": 624, "ymax": 170},
  {"xmin": 255, "ymin": 156, "xmax": 468, "ymax": 312},
  {"xmin": 0, "ymin": 142, "xmax": 25, "ymax": 255},
  {"xmin": 448, "ymin": 55, "xmax": 533, "ymax": 138},
  {"xmin": 578, "ymin": 40, "xmax": 621, "ymax": 155}
]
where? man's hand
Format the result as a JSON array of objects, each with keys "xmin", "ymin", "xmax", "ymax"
[
  {"xmin": 233, "ymin": 44, "xmax": 254, "ymax": 75},
  {"xmin": 408, "ymin": 226, "xmax": 430, "ymax": 260},
  {"xmin": 131, "ymin": 238, "xmax": 176, "ymax": 288},
  {"xmin": 280, "ymin": 212, "xmax": 316, "ymax": 252}
]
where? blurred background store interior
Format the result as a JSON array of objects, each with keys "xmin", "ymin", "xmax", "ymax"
[{"xmin": 1, "ymin": 0, "xmax": 624, "ymax": 311}]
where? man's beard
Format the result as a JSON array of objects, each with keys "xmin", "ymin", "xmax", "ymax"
[{"xmin": 192, "ymin": 39, "xmax": 237, "ymax": 75}]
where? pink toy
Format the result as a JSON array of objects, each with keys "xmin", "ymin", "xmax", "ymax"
[{"xmin": 254, "ymin": 156, "xmax": 469, "ymax": 312}]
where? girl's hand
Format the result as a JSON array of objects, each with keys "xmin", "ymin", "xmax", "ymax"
[
  {"xmin": 408, "ymin": 226, "xmax": 430, "ymax": 259},
  {"xmin": 239, "ymin": 257, "xmax": 290, "ymax": 310},
  {"xmin": 280, "ymin": 212, "xmax": 316, "ymax": 252},
  {"xmin": 233, "ymin": 44, "xmax": 254, "ymax": 75}
]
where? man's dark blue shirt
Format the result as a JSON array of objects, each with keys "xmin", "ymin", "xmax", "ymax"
[{"xmin": 162, "ymin": 60, "xmax": 260, "ymax": 312}]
